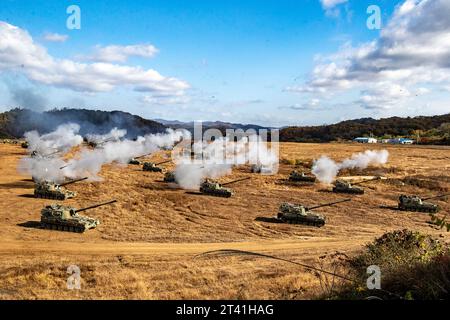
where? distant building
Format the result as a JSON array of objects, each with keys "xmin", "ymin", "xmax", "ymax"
[
  {"xmin": 353, "ymin": 137, "xmax": 377, "ymax": 144},
  {"xmin": 398, "ymin": 138, "xmax": 414, "ymax": 144},
  {"xmin": 385, "ymin": 138, "xmax": 414, "ymax": 144}
]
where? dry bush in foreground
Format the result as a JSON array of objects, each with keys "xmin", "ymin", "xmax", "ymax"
[{"xmin": 331, "ymin": 229, "xmax": 450, "ymax": 300}]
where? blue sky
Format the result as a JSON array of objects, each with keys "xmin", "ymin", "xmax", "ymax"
[{"xmin": 0, "ymin": 0, "xmax": 449, "ymax": 126}]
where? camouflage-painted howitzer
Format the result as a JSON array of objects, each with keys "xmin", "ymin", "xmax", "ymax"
[
  {"xmin": 277, "ymin": 198, "xmax": 350, "ymax": 227},
  {"xmin": 332, "ymin": 177, "xmax": 381, "ymax": 195},
  {"xmin": 142, "ymin": 160, "xmax": 171, "ymax": 172},
  {"xmin": 398, "ymin": 193, "xmax": 449, "ymax": 213},
  {"xmin": 40, "ymin": 200, "xmax": 117, "ymax": 233},
  {"xmin": 34, "ymin": 177, "xmax": 88, "ymax": 200}
]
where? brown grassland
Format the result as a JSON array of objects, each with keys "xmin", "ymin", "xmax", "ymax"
[{"xmin": 0, "ymin": 142, "xmax": 449, "ymax": 299}]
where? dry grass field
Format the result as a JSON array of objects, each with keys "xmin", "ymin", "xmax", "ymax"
[{"xmin": 0, "ymin": 142, "xmax": 449, "ymax": 299}]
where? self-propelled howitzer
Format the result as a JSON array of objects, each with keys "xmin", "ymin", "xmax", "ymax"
[
  {"xmin": 40, "ymin": 200, "xmax": 117, "ymax": 232},
  {"xmin": 129, "ymin": 153, "xmax": 152, "ymax": 165},
  {"xmin": 142, "ymin": 160, "xmax": 172, "ymax": 172},
  {"xmin": 199, "ymin": 177, "xmax": 250, "ymax": 198},
  {"xmin": 277, "ymin": 198, "xmax": 351, "ymax": 227},
  {"xmin": 332, "ymin": 177, "xmax": 381, "ymax": 195},
  {"xmin": 398, "ymin": 193, "xmax": 449, "ymax": 213},
  {"xmin": 34, "ymin": 177, "xmax": 88, "ymax": 200},
  {"xmin": 289, "ymin": 171, "xmax": 316, "ymax": 182}
]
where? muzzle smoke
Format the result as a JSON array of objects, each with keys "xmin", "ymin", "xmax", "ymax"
[
  {"xmin": 311, "ymin": 149, "xmax": 389, "ymax": 184},
  {"xmin": 174, "ymin": 135, "xmax": 278, "ymax": 189}
]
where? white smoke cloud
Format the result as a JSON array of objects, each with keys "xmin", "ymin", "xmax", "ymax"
[
  {"xmin": 312, "ymin": 149, "xmax": 389, "ymax": 184},
  {"xmin": 24, "ymin": 123, "xmax": 83, "ymax": 155},
  {"xmin": 18, "ymin": 156, "xmax": 67, "ymax": 183},
  {"xmin": 85, "ymin": 127, "xmax": 127, "ymax": 145},
  {"xmin": 21, "ymin": 126, "xmax": 191, "ymax": 182},
  {"xmin": 175, "ymin": 163, "xmax": 231, "ymax": 190},
  {"xmin": 62, "ymin": 128, "xmax": 190, "ymax": 180},
  {"xmin": 174, "ymin": 135, "xmax": 278, "ymax": 189},
  {"xmin": 310, "ymin": 156, "xmax": 340, "ymax": 184}
]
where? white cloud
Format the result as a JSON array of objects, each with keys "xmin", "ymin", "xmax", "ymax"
[
  {"xmin": 43, "ymin": 32, "xmax": 69, "ymax": 42},
  {"xmin": 294, "ymin": 0, "xmax": 450, "ymax": 110},
  {"xmin": 0, "ymin": 21, "xmax": 189, "ymax": 96},
  {"xmin": 86, "ymin": 44, "xmax": 159, "ymax": 63},
  {"xmin": 320, "ymin": 0, "xmax": 349, "ymax": 17},
  {"xmin": 280, "ymin": 98, "xmax": 325, "ymax": 110},
  {"xmin": 320, "ymin": 0, "xmax": 348, "ymax": 9},
  {"xmin": 357, "ymin": 83, "xmax": 411, "ymax": 110},
  {"xmin": 141, "ymin": 92, "xmax": 190, "ymax": 106}
]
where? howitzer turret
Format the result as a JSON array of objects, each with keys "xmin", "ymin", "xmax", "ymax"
[
  {"xmin": 199, "ymin": 177, "xmax": 250, "ymax": 197},
  {"xmin": 398, "ymin": 193, "xmax": 449, "ymax": 213},
  {"xmin": 40, "ymin": 200, "xmax": 116, "ymax": 233},
  {"xmin": 128, "ymin": 153, "xmax": 151, "ymax": 165},
  {"xmin": 199, "ymin": 179, "xmax": 233, "ymax": 197},
  {"xmin": 164, "ymin": 171, "xmax": 176, "ymax": 183},
  {"xmin": 142, "ymin": 160, "xmax": 172, "ymax": 172},
  {"xmin": 251, "ymin": 164, "xmax": 274, "ymax": 174},
  {"xmin": 34, "ymin": 177, "xmax": 88, "ymax": 200},
  {"xmin": 87, "ymin": 137, "xmax": 115, "ymax": 148},
  {"xmin": 332, "ymin": 177, "xmax": 381, "ymax": 194},
  {"xmin": 289, "ymin": 170, "xmax": 316, "ymax": 182},
  {"xmin": 277, "ymin": 198, "xmax": 351, "ymax": 227}
]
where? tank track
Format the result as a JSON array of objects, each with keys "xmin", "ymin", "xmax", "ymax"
[
  {"xmin": 332, "ymin": 187, "xmax": 364, "ymax": 195},
  {"xmin": 200, "ymin": 189, "xmax": 232, "ymax": 198},
  {"xmin": 398, "ymin": 206, "xmax": 438, "ymax": 213},
  {"xmin": 280, "ymin": 218, "xmax": 325, "ymax": 227},
  {"xmin": 41, "ymin": 223, "xmax": 85, "ymax": 233},
  {"xmin": 289, "ymin": 177, "xmax": 316, "ymax": 183},
  {"xmin": 34, "ymin": 192, "xmax": 66, "ymax": 200},
  {"xmin": 143, "ymin": 168, "xmax": 163, "ymax": 172}
]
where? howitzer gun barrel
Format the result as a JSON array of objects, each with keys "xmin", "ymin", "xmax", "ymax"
[
  {"xmin": 89, "ymin": 137, "xmax": 115, "ymax": 147},
  {"xmin": 352, "ymin": 177, "xmax": 381, "ymax": 186},
  {"xmin": 155, "ymin": 160, "xmax": 172, "ymax": 166},
  {"xmin": 307, "ymin": 198, "xmax": 351, "ymax": 210},
  {"xmin": 60, "ymin": 177, "xmax": 88, "ymax": 186},
  {"xmin": 422, "ymin": 193, "xmax": 450, "ymax": 201},
  {"xmin": 75, "ymin": 200, "xmax": 117, "ymax": 213},
  {"xmin": 221, "ymin": 177, "xmax": 251, "ymax": 186},
  {"xmin": 35, "ymin": 149, "xmax": 61, "ymax": 158},
  {"xmin": 134, "ymin": 154, "xmax": 151, "ymax": 159}
]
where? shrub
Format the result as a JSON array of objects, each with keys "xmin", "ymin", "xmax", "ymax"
[{"xmin": 332, "ymin": 229, "xmax": 450, "ymax": 300}]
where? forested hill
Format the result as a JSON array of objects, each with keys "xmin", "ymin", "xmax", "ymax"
[
  {"xmin": 0, "ymin": 108, "xmax": 166, "ymax": 138},
  {"xmin": 280, "ymin": 114, "xmax": 450, "ymax": 144}
]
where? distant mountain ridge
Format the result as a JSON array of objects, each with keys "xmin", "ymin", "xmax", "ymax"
[
  {"xmin": 155, "ymin": 119, "xmax": 272, "ymax": 132},
  {"xmin": 1, "ymin": 108, "xmax": 449, "ymax": 145},
  {"xmin": 0, "ymin": 108, "xmax": 166, "ymax": 138}
]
